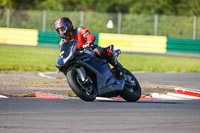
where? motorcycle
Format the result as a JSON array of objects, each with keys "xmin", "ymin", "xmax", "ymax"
[{"xmin": 56, "ymin": 41, "xmax": 141, "ymax": 102}]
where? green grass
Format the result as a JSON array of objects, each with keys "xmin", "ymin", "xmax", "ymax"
[
  {"xmin": 0, "ymin": 45, "xmax": 59, "ymax": 72},
  {"xmin": 0, "ymin": 45, "xmax": 200, "ymax": 72},
  {"xmin": 118, "ymin": 54, "xmax": 200, "ymax": 72}
]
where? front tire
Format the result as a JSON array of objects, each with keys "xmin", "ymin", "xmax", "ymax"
[
  {"xmin": 66, "ymin": 69, "xmax": 97, "ymax": 101},
  {"xmin": 120, "ymin": 69, "xmax": 141, "ymax": 102}
]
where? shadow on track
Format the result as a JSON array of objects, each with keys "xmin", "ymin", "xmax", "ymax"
[{"xmin": 95, "ymin": 100, "xmax": 183, "ymax": 104}]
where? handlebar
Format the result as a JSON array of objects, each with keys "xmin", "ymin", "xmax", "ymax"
[{"xmin": 76, "ymin": 44, "xmax": 95, "ymax": 51}]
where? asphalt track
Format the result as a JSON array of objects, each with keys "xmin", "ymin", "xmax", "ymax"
[
  {"xmin": 43, "ymin": 71, "xmax": 200, "ymax": 90},
  {"xmin": 1, "ymin": 72, "xmax": 200, "ymax": 133},
  {"xmin": 133, "ymin": 72, "xmax": 200, "ymax": 90},
  {"xmin": 0, "ymin": 98, "xmax": 200, "ymax": 133}
]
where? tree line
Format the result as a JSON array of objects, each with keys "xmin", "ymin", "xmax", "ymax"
[{"xmin": 1, "ymin": 0, "xmax": 200, "ymax": 15}]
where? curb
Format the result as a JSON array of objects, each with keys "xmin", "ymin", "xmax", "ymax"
[
  {"xmin": 33, "ymin": 92, "xmax": 160, "ymax": 101},
  {"xmin": 1, "ymin": 88, "xmax": 200, "ymax": 101},
  {"xmin": 139, "ymin": 96, "xmax": 160, "ymax": 100},
  {"xmin": 34, "ymin": 92, "xmax": 64, "ymax": 99},
  {"xmin": 0, "ymin": 92, "xmax": 161, "ymax": 101},
  {"xmin": 174, "ymin": 88, "xmax": 200, "ymax": 97},
  {"xmin": 151, "ymin": 88, "xmax": 200, "ymax": 100}
]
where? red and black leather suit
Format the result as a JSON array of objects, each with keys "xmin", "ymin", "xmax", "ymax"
[
  {"xmin": 58, "ymin": 26, "xmax": 118, "ymax": 67},
  {"xmin": 59, "ymin": 26, "xmax": 96, "ymax": 49}
]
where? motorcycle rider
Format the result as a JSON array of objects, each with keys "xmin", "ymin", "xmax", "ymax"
[{"xmin": 54, "ymin": 17, "xmax": 124, "ymax": 76}]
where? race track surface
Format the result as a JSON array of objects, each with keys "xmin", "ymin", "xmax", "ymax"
[
  {"xmin": 133, "ymin": 72, "xmax": 200, "ymax": 90},
  {"xmin": 0, "ymin": 99, "xmax": 200, "ymax": 133},
  {"xmin": 43, "ymin": 71, "xmax": 200, "ymax": 90},
  {"xmin": 1, "ymin": 71, "xmax": 200, "ymax": 133}
]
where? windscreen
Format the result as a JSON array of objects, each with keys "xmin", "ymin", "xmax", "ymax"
[{"xmin": 56, "ymin": 41, "xmax": 79, "ymax": 67}]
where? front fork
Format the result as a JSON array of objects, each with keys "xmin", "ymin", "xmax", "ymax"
[
  {"xmin": 76, "ymin": 67, "xmax": 87, "ymax": 82},
  {"xmin": 76, "ymin": 67, "xmax": 93, "ymax": 84}
]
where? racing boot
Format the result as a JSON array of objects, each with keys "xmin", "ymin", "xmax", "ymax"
[
  {"xmin": 94, "ymin": 46, "xmax": 124, "ymax": 77},
  {"xmin": 106, "ymin": 48, "xmax": 124, "ymax": 78},
  {"xmin": 109, "ymin": 56, "xmax": 124, "ymax": 78},
  {"xmin": 105, "ymin": 46, "xmax": 124, "ymax": 77}
]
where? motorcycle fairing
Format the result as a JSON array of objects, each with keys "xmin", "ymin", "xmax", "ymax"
[
  {"xmin": 55, "ymin": 40, "xmax": 125, "ymax": 96},
  {"xmin": 77, "ymin": 58, "xmax": 125, "ymax": 96},
  {"xmin": 55, "ymin": 41, "xmax": 78, "ymax": 70}
]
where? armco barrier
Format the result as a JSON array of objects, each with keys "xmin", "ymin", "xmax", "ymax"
[
  {"xmin": 1, "ymin": 28, "xmax": 200, "ymax": 55},
  {"xmin": 167, "ymin": 38, "xmax": 200, "ymax": 54},
  {"xmin": 93, "ymin": 33, "xmax": 99, "ymax": 45},
  {"xmin": 98, "ymin": 33, "xmax": 167, "ymax": 53},
  {"xmin": 0, "ymin": 27, "xmax": 38, "ymax": 46},
  {"xmin": 0, "ymin": 28, "xmax": 99, "ymax": 47}
]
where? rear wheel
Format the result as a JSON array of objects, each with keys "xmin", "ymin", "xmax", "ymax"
[
  {"xmin": 66, "ymin": 69, "xmax": 97, "ymax": 101},
  {"xmin": 120, "ymin": 69, "xmax": 141, "ymax": 102}
]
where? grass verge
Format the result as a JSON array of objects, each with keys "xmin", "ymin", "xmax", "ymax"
[{"xmin": 1, "ymin": 45, "xmax": 200, "ymax": 72}]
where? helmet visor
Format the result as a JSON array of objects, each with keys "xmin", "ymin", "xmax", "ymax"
[
  {"xmin": 56, "ymin": 26, "xmax": 69, "ymax": 39},
  {"xmin": 58, "ymin": 26, "xmax": 68, "ymax": 34}
]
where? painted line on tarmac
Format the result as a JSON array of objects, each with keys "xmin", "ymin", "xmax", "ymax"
[
  {"xmin": 0, "ymin": 95, "xmax": 8, "ymax": 98},
  {"xmin": 38, "ymin": 72, "xmax": 57, "ymax": 79}
]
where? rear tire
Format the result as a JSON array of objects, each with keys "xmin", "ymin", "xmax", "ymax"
[
  {"xmin": 120, "ymin": 69, "xmax": 141, "ymax": 102},
  {"xmin": 66, "ymin": 69, "xmax": 97, "ymax": 101}
]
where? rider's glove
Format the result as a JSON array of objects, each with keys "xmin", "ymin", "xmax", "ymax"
[{"xmin": 82, "ymin": 42, "xmax": 93, "ymax": 48}]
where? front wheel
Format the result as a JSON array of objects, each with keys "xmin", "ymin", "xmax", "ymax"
[
  {"xmin": 119, "ymin": 69, "xmax": 141, "ymax": 102},
  {"xmin": 66, "ymin": 69, "xmax": 97, "ymax": 101}
]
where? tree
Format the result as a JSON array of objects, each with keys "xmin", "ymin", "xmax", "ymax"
[
  {"xmin": 0, "ymin": 0, "xmax": 35, "ymax": 9},
  {"xmin": 129, "ymin": 0, "xmax": 192, "ymax": 15},
  {"xmin": 0, "ymin": 0, "xmax": 199, "ymax": 16},
  {"xmin": 186, "ymin": 0, "xmax": 200, "ymax": 15}
]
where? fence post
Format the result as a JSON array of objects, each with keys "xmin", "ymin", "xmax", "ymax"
[
  {"xmin": 193, "ymin": 14, "xmax": 197, "ymax": 40},
  {"xmin": 154, "ymin": 13, "xmax": 159, "ymax": 36},
  {"xmin": 80, "ymin": 11, "xmax": 84, "ymax": 26},
  {"xmin": 42, "ymin": 10, "xmax": 47, "ymax": 31},
  {"xmin": 6, "ymin": 8, "xmax": 10, "ymax": 28},
  {"xmin": 117, "ymin": 12, "xmax": 122, "ymax": 34}
]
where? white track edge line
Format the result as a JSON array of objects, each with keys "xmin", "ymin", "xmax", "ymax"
[
  {"xmin": 0, "ymin": 95, "xmax": 9, "ymax": 98},
  {"xmin": 38, "ymin": 72, "xmax": 57, "ymax": 79}
]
